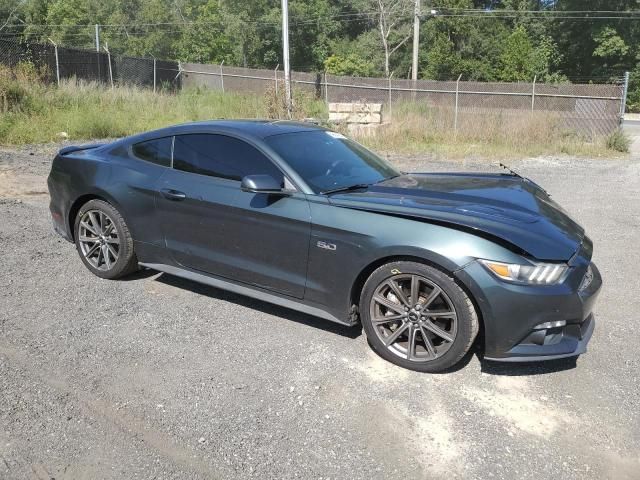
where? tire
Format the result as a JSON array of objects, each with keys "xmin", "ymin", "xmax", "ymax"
[
  {"xmin": 359, "ymin": 261, "xmax": 478, "ymax": 373},
  {"xmin": 73, "ymin": 199, "xmax": 138, "ymax": 280}
]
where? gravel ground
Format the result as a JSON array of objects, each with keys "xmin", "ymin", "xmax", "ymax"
[{"xmin": 1, "ymin": 143, "xmax": 639, "ymax": 480}]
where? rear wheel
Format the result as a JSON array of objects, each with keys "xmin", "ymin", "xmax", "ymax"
[
  {"xmin": 360, "ymin": 261, "xmax": 478, "ymax": 373},
  {"xmin": 74, "ymin": 199, "xmax": 138, "ymax": 279}
]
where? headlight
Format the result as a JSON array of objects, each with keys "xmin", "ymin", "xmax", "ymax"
[{"xmin": 478, "ymin": 259, "xmax": 569, "ymax": 285}]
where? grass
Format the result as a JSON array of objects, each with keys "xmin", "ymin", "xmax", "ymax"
[
  {"xmin": 362, "ymin": 102, "xmax": 629, "ymax": 158},
  {"xmin": 0, "ymin": 79, "xmax": 273, "ymax": 144},
  {"xmin": 605, "ymin": 128, "xmax": 631, "ymax": 153},
  {"xmin": 0, "ymin": 65, "xmax": 629, "ymax": 157}
]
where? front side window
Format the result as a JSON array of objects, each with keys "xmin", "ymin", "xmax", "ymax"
[
  {"xmin": 172, "ymin": 134, "xmax": 283, "ymax": 182},
  {"xmin": 264, "ymin": 131, "xmax": 398, "ymax": 193},
  {"xmin": 131, "ymin": 137, "xmax": 172, "ymax": 167}
]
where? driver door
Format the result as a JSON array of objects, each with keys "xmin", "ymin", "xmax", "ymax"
[{"xmin": 156, "ymin": 133, "xmax": 311, "ymax": 299}]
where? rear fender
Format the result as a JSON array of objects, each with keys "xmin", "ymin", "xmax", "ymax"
[{"xmin": 67, "ymin": 187, "xmax": 127, "ymax": 241}]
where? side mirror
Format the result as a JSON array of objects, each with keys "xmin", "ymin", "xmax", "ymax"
[{"xmin": 241, "ymin": 174, "xmax": 288, "ymax": 194}]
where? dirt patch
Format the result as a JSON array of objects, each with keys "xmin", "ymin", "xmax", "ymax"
[
  {"xmin": 462, "ymin": 376, "xmax": 568, "ymax": 438},
  {"xmin": 0, "ymin": 170, "xmax": 48, "ymax": 198}
]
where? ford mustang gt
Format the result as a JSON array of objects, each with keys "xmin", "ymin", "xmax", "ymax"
[{"xmin": 47, "ymin": 120, "xmax": 601, "ymax": 372}]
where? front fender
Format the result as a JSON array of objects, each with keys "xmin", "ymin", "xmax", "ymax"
[{"xmin": 305, "ymin": 200, "xmax": 524, "ymax": 321}]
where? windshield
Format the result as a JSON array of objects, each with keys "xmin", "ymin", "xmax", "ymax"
[{"xmin": 264, "ymin": 130, "xmax": 399, "ymax": 193}]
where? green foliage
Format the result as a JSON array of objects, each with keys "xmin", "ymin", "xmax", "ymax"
[
  {"xmin": 324, "ymin": 54, "xmax": 375, "ymax": 77},
  {"xmin": 605, "ymin": 128, "xmax": 630, "ymax": 153},
  {"xmin": 0, "ymin": 76, "xmax": 326, "ymax": 144},
  {"xmin": 1, "ymin": 0, "xmax": 639, "ymax": 109},
  {"xmin": 627, "ymin": 64, "xmax": 640, "ymax": 113},
  {"xmin": 42, "ymin": 0, "xmax": 90, "ymax": 46},
  {"xmin": 174, "ymin": 1, "xmax": 232, "ymax": 64},
  {"xmin": 593, "ymin": 27, "xmax": 630, "ymax": 60},
  {"xmin": 0, "ymin": 63, "xmax": 44, "ymax": 113},
  {"xmin": 499, "ymin": 26, "xmax": 560, "ymax": 81}
]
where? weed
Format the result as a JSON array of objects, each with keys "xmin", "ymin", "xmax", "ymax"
[{"xmin": 605, "ymin": 128, "xmax": 630, "ymax": 153}]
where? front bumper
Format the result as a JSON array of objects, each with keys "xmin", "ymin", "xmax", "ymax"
[
  {"xmin": 456, "ymin": 239, "xmax": 601, "ymax": 362},
  {"xmin": 484, "ymin": 314, "xmax": 595, "ymax": 362}
]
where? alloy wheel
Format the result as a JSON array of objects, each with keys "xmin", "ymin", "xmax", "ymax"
[
  {"xmin": 78, "ymin": 209, "xmax": 120, "ymax": 271},
  {"xmin": 369, "ymin": 274, "xmax": 458, "ymax": 362}
]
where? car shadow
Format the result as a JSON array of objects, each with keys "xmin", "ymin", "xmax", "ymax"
[
  {"xmin": 154, "ymin": 273, "xmax": 363, "ymax": 339},
  {"xmin": 141, "ymin": 272, "xmax": 579, "ymax": 375},
  {"xmin": 119, "ymin": 268, "xmax": 158, "ymax": 281}
]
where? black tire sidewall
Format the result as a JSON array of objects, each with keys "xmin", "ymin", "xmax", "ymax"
[
  {"xmin": 74, "ymin": 199, "xmax": 136, "ymax": 279},
  {"xmin": 359, "ymin": 261, "xmax": 478, "ymax": 373}
]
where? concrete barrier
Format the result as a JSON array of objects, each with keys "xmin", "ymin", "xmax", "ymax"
[{"xmin": 328, "ymin": 103, "xmax": 383, "ymax": 125}]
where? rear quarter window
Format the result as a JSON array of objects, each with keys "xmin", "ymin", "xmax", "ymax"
[{"xmin": 131, "ymin": 137, "xmax": 173, "ymax": 167}]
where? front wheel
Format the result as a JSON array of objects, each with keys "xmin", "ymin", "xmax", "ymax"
[{"xmin": 359, "ymin": 261, "xmax": 478, "ymax": 373}]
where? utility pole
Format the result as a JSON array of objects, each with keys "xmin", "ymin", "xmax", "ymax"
[
  {"xmin": 95, "ymin": 24, "xmax": 100, "ymax": 52},
  {"xmin": 411, "ymin": 0, "xmax": 420, "ymax": 82},
  {"xmin": 281, "ymin": 0, "xmax": 292, "ymax": 118}
]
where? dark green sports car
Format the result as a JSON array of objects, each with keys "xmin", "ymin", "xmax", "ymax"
[{"xmin": 47, "ymin": 120, "xmax": 601, "ymax": 372}]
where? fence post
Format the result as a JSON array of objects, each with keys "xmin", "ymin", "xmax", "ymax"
[
  {"xmin": 95, "ymin": 24, "xmax": 100, "ymax": 52},
  {"xmin": 104, "ymin": 43, "xmax": 113, "ymax": 89},
  {"xmin": 47, "ymin": 38, "xmax": 60, "ymax": 87},
  {"xmin": 454, "ymin": 74, "xmax": 462, "ymax": 135},
  {"xmin": 274, "ymin": 64, "xmax": 279, "ymax": 96},
  {"xmin": 388, "ymin": 71, "xmax": 395, "ymax": 119},
  {"xmin": 324, "ymin": 70, "xmax": 329, "ymax": 105},
  {"xmin": 152, "ymin": 56, "xmax": 157, "ymax": 93},
  {"xmin": 620, "ymin": 71, "xmax": 630, "ymax": 124},
  {"xmin": 531, "ymin": 74, "xmax": 537, "ymax": 111},
  {"xmin": 219, "ymin": 60, "xmax": 224, "ymax": 93}
]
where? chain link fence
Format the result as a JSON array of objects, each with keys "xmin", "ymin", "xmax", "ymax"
[
  {"xmin": 182, "ymin": 63, "xmax": 626, "ymax": 138},
  {"xmin": 0, "ymin": 38, "xmax": 181, "ymax": 91},
  {"xmin": 0, "ymin": 37, "xmax": 626, "ymax": 139}
]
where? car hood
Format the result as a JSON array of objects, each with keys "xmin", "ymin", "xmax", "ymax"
[{"xmin": 327, "ymin": 173, "xmax": 584, "ymax": 261}]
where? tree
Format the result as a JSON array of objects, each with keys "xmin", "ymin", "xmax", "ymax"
[
  {"xmin": 324, "ymin": 54, "xmax": 376, "ymax": 76},
  {"xmin": 41, "ymin": 0, "xmax": 91, "ymax": 47},
  {"xmin": 552, "ymin": 0, "xmax": 638, "ymax": 79},
  {"xmin": 0, "ymin": 0, "xmax": 24, "ymax": 32},
  {"xmin": 0, "ymin": 0, "xmax": 637, "ymax": 98},
  {"xmin": 175, "ymin": 0, "xmax": 232, "ymax": 64},
  {"xmin": 499, "ymin": 25, "xmax": 560, "ymax": 81},
  {"xmin": 593, "ymin": 26, "xmax": 631, "ymax": 71},
  {"xmin": 349, "ymin": 0, "xmax": 413, "ymax": 77}
]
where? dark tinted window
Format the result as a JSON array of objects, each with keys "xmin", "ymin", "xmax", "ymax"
[
  {"xmin": 173, "ymin": 134, "xmax": 282, "ymax": 182},
  {"xmin": 131, "ymin": 137, "xmax": 172, "ymax": 167},
  {"xmin": 264, "ymin": 131, "xmax": 398, "ymax": 193}
]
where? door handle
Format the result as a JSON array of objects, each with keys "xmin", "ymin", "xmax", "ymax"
[{"xmin": 160, "ymin": 188, "xmax": 187, "ymax": 201}]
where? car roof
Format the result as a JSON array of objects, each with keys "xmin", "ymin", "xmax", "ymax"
[{"xmin": 118, "ymin": 119, "xmax": 328, "ymax": 145}]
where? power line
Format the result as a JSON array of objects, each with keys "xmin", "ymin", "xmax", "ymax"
[
  {"xmin": 3, "ymin": 7, "xmax": 638, "ymax": 30},
  {"xmin": 433, "ymin": 14, "xmax": 640, "ymax": 20},
  {"xmin": 432, "ymin": 6, "xmax": 640, "ymax": 13},
  {"xmin": 0, "ymin": 11, "xmax": 381, "ymax": 30}
]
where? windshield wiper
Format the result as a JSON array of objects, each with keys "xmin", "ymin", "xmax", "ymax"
[
  {"xmin": 378, "ymin": 173, "xmax": 402, "ymax": 183},
  {"xmin": 320, "ymin": 183, "xmax": 370, "ymax": 195}
]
